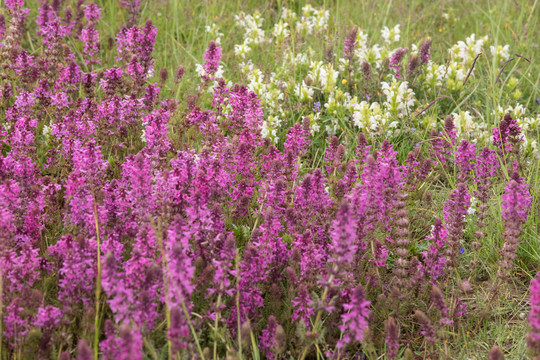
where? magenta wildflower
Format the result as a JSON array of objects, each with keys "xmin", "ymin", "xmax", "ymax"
[
  {"xmin": 431, "ymin": 285, "xmax": 453, "ymax": 326},
  {"xmin": 343, "ymin": 27, "xmax": 357, "ymax": 61},
  {"xmin": 284, "ymin": 122, "xmax": 311, "ymax": 158},
  {"xmin": 80, "ymin": 23, "xmax": 100, "ymax": 65},
  {"xmin": 419, "ymin": 38, "xmax": 432, "ymax": 64},
  {"xmin": 260, "ymin": 316, "xmax": 286, "ymax": 358},
  {"xmin": 164, "ymin": 220, "xmax": 195, "ymax": 351},
  {"xmin": 455, "ymin": 139, "xmax": 476, "ymax": 182},
  {"xmin": 337, "ymin": 284, "xmax": 371, "ymax": 349},
  {"xmin": 385, "ymin": 316, "xmax": 399, "ymax": 359},
  {"xmin": 492, "ymin": 113, "xmax": 523, "ymax": 157},
  {"xmin": 33, "ymin": 306, "xmax": 62, "ymax": 329},
  {"xmin": 498, "ymin": 172, "xmax": 532, "ymax": 280},
  {"xmin": 431, "ymin": 116, "xmax": 457, "ymax": 166},
  {"xmin": 421, "ymin": 218, "xmax": 447, "ymax": 284},
  {"xmin": 415, "ymin": 310, "xmax": 436, "ymax": 343},
  {"xmin": 84, "ymin": 4, "xmax": 101, "ymax": 22},
  {"xmin": 48, "ymin": 234, "xmax": 97, "ymax": 308},
  {"xmin": 527, "ymin": 272, "xmax": 540, "ymax": 353},
  {"xmin": 202, "ymin": 40, "xmax": 222, "ymax": 79},
  {"xmin": 292, "ymin": 284, "xmax": 314, "ymax": 328},
  {"xmin": 443, "ymin": 182, "xmax": 470, "ymax": 268},
  {"xmin": 389, "ymin": 47, "xmax": 409, "ymax": 78},
  {"xmin": 329, "ymin": 200, "xmax": 357, "ymax": 267}
]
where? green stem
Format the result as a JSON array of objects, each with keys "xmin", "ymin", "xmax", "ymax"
[
  {"xmin": 213, "ymin": 294, "xmax": 222, "ymax": 360},
  {"xmin": 298, "ymin": 273, "xmax": 334, "ymax": 360},
  {"xmin": 149, "ymin": 216, "xmax": 173, "ymax": 359},
  {"xmin": 180, "ymin": 301, "xmax": 205, "ymax": 359},
  {"xmin": 236, "ymin": 252, "xmax": 243, "ymax": 360},
  {"xmin": 93, "ymin": 202, "xmax": 102, "ymax": 360}
]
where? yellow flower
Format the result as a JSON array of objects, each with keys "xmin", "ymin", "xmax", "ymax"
[
  {"xmin": 439, "ymin": 28, "xmax": 442, "ymax": 32},
  {"xmin": 342, "ymin": 79, "xmax": 347, "ymax": 85}
]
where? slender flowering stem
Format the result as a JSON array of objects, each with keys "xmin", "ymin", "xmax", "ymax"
[
  {"xmin": 299, "ymin": 272, "xmax": 334, "ymax": 360},
  {"xmin": 92, "ymin": 200, "xmax": 101, "ymax": 360},
  {"xmin": 181, "ymin": 301, "xmax": 204, "ymax": 359},
  {"xmin": 236, "ymin": 252, "xmax": 243, "ymax": 360},
  {"xmin": 149, "ymin": 216, "xmax": 172, "ymax": 359}
]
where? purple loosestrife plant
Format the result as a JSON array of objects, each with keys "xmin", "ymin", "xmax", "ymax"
[
  {"xmin": 420, "ymin": 218, "xmax": 447, "ymax": 284},
  {"xmin": 385, "ymin": 316, "xmax": 399, "ymax": 359},
  {"xmin": 497, "ymin": 171, "xmax": 532, "ymax": 280},
  {"xmin": 100, "ymin": 322, "xmax": 144, "ymax": 360},
  {"xmin": 329, "ymin": 200, "xmax": 358, "ymax": 268},
  {"xmin": 48, "ymin": 234, "xmax": 97, "ymax": 308},
  {"xmin": 527, "ymin": 272, "xmax": 540, "ymax": 355},
  {"xmin": 442, "ymin": 182, "xmax": 470, "ymax": 269},
  {"xmin": 80, "ymin": 4, "xmax": 101, "ymax": 65},
  {"xmin": 389, "ymin": 47, "xmax": 408, "ymax": 79},
  {"xmin": 202, "ymin": 40, "xmax": 222, "ymax": 79},
  {"xmin": 325, "ymin": 136, "xmax": 345, "ymax": 176},
  {"xmin": 473, "ymin": 146, "xmax": 498, "ymax": 250},
  {"xmin": 431, "ymin": 285, "xmax": 453, "ymax": 326},
  {"xmin": 343, "ymin": 26, "xmax": 357, "ymax": 62},
  {"xmin": 164, "ymin": 220, "xmax": 196, "ymax": 353},
  {"xmin": 116, "ymin": 20, "xmax": 157, "ymax": 86},
  {"xmin": 419, "ymin": 38, "xmax": 432, "ymax": 64},
  {"xmin": 492, "ymin": 114, "xmax": 523, "ymax": 160},
  {"xmin": 415, "ymin": 310, "xmax": 436, "ymax": 345},
  {"xmin": 336, "ymin": 284, "xmax": 371, "ymax": 351},
  {"xmin": 101, "ymin": 227, "xmax": 162, "ymax": 332},
  {"xmin": 260, "ymin": 315, "xmax": 286, "ymax": 358},
  {"xmin": 455, "ymin": 139, "xmax": 476, "ymax": 183},
  {"xmin": 431, "ymin": 115, "xmax": 457, "ymax": 168}
]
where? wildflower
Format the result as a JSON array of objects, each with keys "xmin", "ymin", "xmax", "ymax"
[
  {"xmin": 431, "ymin": 285, "xmax": 453, "ymax": 325},
  {"xmin": 385, "ymin": 317, "xmax": 399, "ymax": 358},
  {"xmin": 527, "ymin": 272, "xmax": 540, "ymax": 354},
  {"xmin": 77, "ymin": 339, "xmax": 93, "ymax": 360},
  {"xmin": 389, "ymin": 47, "xmax": 408, "ymax": 79},
  {"xmin": 344, "ymin": 26, "xmax": 358, "ymax": 61},
  {"xmin": 421, "ymin": 218, "xmax": 447, "ymax": 284},
  {"xmin": 492, "ymin": 114, "xmax": 523, "ymax": 158},
  {"xmin": 381, "ymin": 24, "xmax": 400, "ymax": 44},
  {"xmin": 202, "ymin": 40, "xmax": 222, "ymax": 78},
  {"xmin": 419, "ymin": 38, "xmax": 432, "ymax": 64},
  {"xmin": 329, "ymin": 200, "xmax": 357, "ymax": 266},
  {"xmin": 498, "ymin": 172, "xmax": 532, "ymax": 280},
  {"xmin": 443, "ymin": 182, "xmax": 471, "ymax": 268},
  {"xmin": 455, "ymin": 139, "xmax": 476, "ymax": 182},
  {"xmin": 381, "ymin": 79, "xmax": 416, "ymax": 116},
  {"xmin": 488, "ymin": 346, "xmax": 505, "ymax": 360},
  {"xmin": 490, "ymin": 44, "xmax": 510, "ymax": 62},
  {"xmin": 260, "ymin": 316, "xmax": 286, "ymax": 357},
  {"xmin": 337, "ymin": 285, "xmax": 371, "ymax": 349},
  {"xmin": 415, "ymin": 310, "xmax": 436, "ymax": 343}
]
